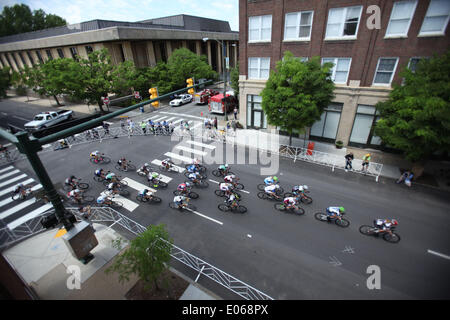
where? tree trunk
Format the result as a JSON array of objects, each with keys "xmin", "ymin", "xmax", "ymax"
[
  {"xmin": 154, "ymin": 278, "xmax": 160, "ymax": 291},
  {"xmin": 97, "ymin": 101, "xmax": 105, "ymax": 114},
  {"xmin": 53, "ymin": 95, "xmax": 62, "ymax": 106},
  {"xmin": 411, "ymin": 161, "xmax": 426, "ymax": 179}
]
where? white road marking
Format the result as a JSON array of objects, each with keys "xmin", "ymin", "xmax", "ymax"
[
  {"xmin": 427, "ymin": 250, "xmax": 450, "ymax": 260},
  {"xmin": 13, "ymin": 115, "xmax": 31, "ymax": 122},
  {"xmin": 186, "ymin": 208, "xmax": 223, "ymax": 225},
  {"xmin": 0, "ymin": 166, "xmax": 14, "ymax": 174},
  {"xmin": 165, "ymin": 117, "xmax": 177, "ymax": 122},
  {"xmin": 121, "ymin": 177, "xmax": 156, "ymax": 193},
  {"xmin": 0, "ymin": 178, "xmax": 34, "ymax": 197},
  {"xmin": 3, "ymin": 143, "xmax": 12, "ymax": 147},
  {"xmin": 185, "ymin": 140, "xmax": 216, "ymax": 150},
  {"xmin": 100, "ymin": 191, "xmax": 139, "ymax": 212},
  {"xmin": 192, "ymin": 122, "xmax": 203, "ymax": 130},
  {"xmin": 0, "ymin": 198, "xmax": 37, "ymax": 219},
  {"xmin": 247, "ymin": 234, "xmax": 252, "ymax": 238},
  {"xmin": 8, "ymin": 203, "xmax": 53, "ymax": 230},
  {"xmin": 175, "ymin": 146, "xmax": 207, "ymax": 156},
  {"xmin": 172, "ymin": 119, "xmax": 183, "ymax": 125},
  {"xmin": 151, "ymin": 159, "xmax": 185, "ymax": 173},
  {"xmin": 149, "ymin": 172, "xmax": 172, "ymax": 184},
  {"xmin": 150, "ymin": 116, "xmax": 168, "ymax": 122},
  {"xmin": 209, "ymin": 179, "xmax": 219, "ymax": 184},
  {"xmin": 164, "ymin": 152, "xmax": 194, "ymax": 163},
  {"xmin": 0, "ymin": 184, "xmax": 42, "ymax": 208},
  {"xmin": 208, "ymin": 179, "xmax": 249, "ymax": 194},
  {"xmin": 160, "ymin": 111, "xmax": 204, "ymax": 120},
  {"xmin": 0, "ymin": 169, "xmax": 20, "ymax": 180},
  {"xmin": 0, "ymin": 174, "xmax": 28, "ymax": 188}
]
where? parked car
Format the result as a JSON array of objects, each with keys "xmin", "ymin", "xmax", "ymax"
[
  {"xmin": 24, "ymin": 110, "xmax": 73, "ymax": 132},
  {"xmin": 170, "ymin": 94, "xmax": 193, "ymax": 107}
]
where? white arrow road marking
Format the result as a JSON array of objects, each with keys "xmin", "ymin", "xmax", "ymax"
[
  {"xmin": 427, "ymin": 250, "xmax": 450, "ymax": 260},
  {"xmin": 329, "ymin": 256, "xmax": 342, "ymax": 267},
  {"xmin": 8, "ymin": 203, "xmax": 53, "ymax": 230}
]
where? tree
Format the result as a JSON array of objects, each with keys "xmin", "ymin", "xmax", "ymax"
[
  {"xmin": 167, "ymin": 48, "xmax": 217, "ymax": 90},
  {"xmin": 0, "ymin": 66, "xmax": 12, "ymax": 98},
  {"xmin": 0, "ymin": 4, "xmax": 66, "ymax": 37},
  {"xmin": 374, "ymin": 51, "xmax": 450, "ymax": 177},
  {"xmin": 230, "ymin": 65, "xmax": 239, "ymax": 97},
  {"xmin": 106, "ymin": 224, "xmax": 173, "ymax": 291},
  {"xmin": 261, "ymin": 52, "xmax": 335, "ymax": 145}
]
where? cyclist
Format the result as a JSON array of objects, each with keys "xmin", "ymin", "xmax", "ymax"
[
  {"xmin": 65, "ymin": 175, "xmax": 78, "ymax": 189},
  {"xmin": 373, "ymin": 219, "xmax": 398, "ymax": 234},
  {"xmin": 264, "ymin": 176, "xmax": 279, "ymax": 186},
  {"xmin": 162, "ymin": 120, "xmax": 169, "ymax": 133},
  {"xmin": 105, "ymin": 171, "xmax": 117, "ymax": 183},
  {"xmin": 218, "ymin": 164, "xmax": 229, "ymax": 175},
  {"xmin": 139, "ymin": 163, "xmax": 153, "ymax": 175},
  {"xmin": 177, "ymin": 182, "xmax": 192, "ymax": 195},
  {"xmin": 68, "ymin": 188, "xmax": 82, "ymax": 203},
  {"xmin": 292, "ymin": 185, "xmax": 309, "ymax": 199},
  {"xmin": 148, "ymin": 119, "xmax": 155, "ymax": 134},
  {"xmin": 139, "ymin": 188, "xmax": 154, "ymax": 201},
  {"xmin": 148, "ymin": 172, "xmax": 161, "ymax": 185},
  {"xmin": 224, "ymin": 174, "xmax": 237, "ymax": 184},
  {"xmin": 326, "ymin": 206, "xmax": 346, "ymax": 222},
  {"xmin": 97, "ymin": 195, "xmax": 107, "ymax": 205},
  {"xmin": 14, "ymin": 183, "xmax": 29, "ymax": 198},
  {"xmin": 94, "ymin": 168, "xmax": 106, "ymax": 179},
  {"xmin": 118, "ymin": 157, "xmax": 128, "ymax": 170},
  {"xmin": 186, "ymin": 163, "xmax": 199, "ymax": 173},
  {"xmin": 161, "ymin": 158, "xmax": 173, "ymax": 170},
  {"xmin": 264, "ymin": 184, "xmax": 280, "ymax": 198},
  {"xmin": 90, "ymin": 150, "xmax": 101, "ymax": 163},
  {"xmin": 225, "ymin": 192, "xmax": 238, "ymax": 207},
  {"xmin": 219, "ymin": 182, "xmax": 233, "ymax": 197},
  {"xmin": 283, "ymin": 196, "xmax": 298, "ymax": 210},
  {"xmin": 173, "ymin": 195, "xmax": 188, "ymax": 209},
  {"xmin": 187, "ymin": 171, "xmax": 202, "ymax": 184},
  {"xmin": 107, "ymin": 181, "xmax": 120, "ymax": 195}
]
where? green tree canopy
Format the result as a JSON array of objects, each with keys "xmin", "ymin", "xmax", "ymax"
[
  {"xmin": 230, "ymin": 65, "xmax": 239, "ymax": 97},
  {"xmin": 0, "ymin": 4, "xmax": 66, "ymax": 37},
  {"xmin": 261, "ymin": 52, "xmax": 335, "ymax": 145},
  {"xmin": 106, "ymin": 224, "xmax": 173, "ymax": 291},
  {"xmin": 374, "ymin": 51, "xmax": 450, "ymax": 168}
]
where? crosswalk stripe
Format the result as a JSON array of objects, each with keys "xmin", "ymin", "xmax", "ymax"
[
  {"xmin": 0, "ymin": 184, "xmax": 42, "ymax": 208},
  {"xmin": 185, "ymin": 140, "xmax": 216, "ymax": 150},
  {"xmin": 160, "ymin": 111, "xmax": 204, "ymax": 120},
  {"xmin": 165, "ymin": 117, "xmax": 177, "ymax": 122},
  {"xmin": 192, "ymin": 122, "xmax": 203, "ymax": 130},
  {"xmin": 100, "ymin": 191, "xmax": 139, "ymax": 212},
  {"xmin": 172, "ymin": 119, "xmax": 183, "ymax": 125},
  {"xmin": 3, "ymin": 143, "xmax": 12, "ymax": 147},
  {"xmin": 0, "ymin": 198, "xmax": 37, "ymax": 219},
  {"xmin": 150, "ymin": 172, "xmax": 172, "ymax": 184},
  {"xmin": 0, "ymin": 174, "xmax": 28, "ymax": 188},
  {"xmin": 0, "ymin": 166, "xmax": 14, "ymax": 174},
  {"xmin": 151, "ymin": 116, "xmax": 168, "ymax": 122},
  {"xmin": 164, "ymin": 152, "xmax": 195, "ymax": 163},
  {"xmin": 0, "ymin": 178, "xmax": 34, "ymax": 197},
  {"xmin": 7, "ymin": 203, "xmax": 53, "ymax": 230},
  {"xmin": 175, "ymin": 145, "xmax": 207, "ymax": 156},
  {"xmin": 121, "ymin": 177, "xmax": 156, "ymax": 193},
  {"xmin": 151, "ymin": 160, "xmax": 185, "ymax": 173},
  {"xmin": 0, "ymin": 169, "xmax": 20, "ymax": 180}
]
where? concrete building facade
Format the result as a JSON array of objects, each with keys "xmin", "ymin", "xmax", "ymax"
[
  {"xmin": 0, "ymin": 14, "xmax": 239, "ymax": 77},
  {"xmin": 239, "ymin": 0, "xmax": 450, "ymax": 151}
]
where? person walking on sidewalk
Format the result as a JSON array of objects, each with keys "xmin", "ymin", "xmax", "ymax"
[
  {"xmin": 361, "ymin": 153, "xmax": 371, "ymax": 173},
  {"xmin": 345, "ymin": 153, "xmax": 354, "ymax": 172},
  {"xmin": 233, "ymin": 107, "xmax": 238, "ymax": 120},
  {"xmin": 140, "ymin": 121, "xmax": 147, "ymax": 135},
  {"xmin": 213, "ymin": 117, "xmax": 218, "ymax": 130}
]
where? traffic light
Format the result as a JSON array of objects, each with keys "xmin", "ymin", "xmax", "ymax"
[
  {"xmin": 149, "ymin": 87, "xmax": 159, "ymax": 107},
  {"xmin": 186, "ymin": 78, "xmax": 194, "ymax": 95}
]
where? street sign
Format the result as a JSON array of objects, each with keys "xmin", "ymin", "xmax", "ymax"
[
  {"xmin": 134, "ymin": 91, "xmax": 140, "ymax": 99},
  {"xmin": 102, "ymin": 97, "xmax": 110, "ymax": 105}
]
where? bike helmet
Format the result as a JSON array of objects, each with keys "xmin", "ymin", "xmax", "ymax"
[
  {"xmin": 303, "ymin": 185, "xmax": 309, "ymax": 190},
  {"xmin": 391, "ymin": 219, "xmax": 398, "ymax": 226},
  {"xmin": 144, "ymin": 163, "xmax": 149, "ymax": 166},
  {"xmin": 273, "ymin": 176, "xmax": 278, "ymax": 182},
  {"xmin": 339, "ymin": 207, "xmax": 345, "ymax": 213},
  {"xmin": 185, "ymin": 182, "xmax": 192, "ymax": 187}
]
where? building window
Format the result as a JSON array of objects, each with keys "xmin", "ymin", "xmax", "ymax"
[
  {"xmin": 373, "ymin": 57, "xmax": 399, "ymax": 85},
  {"xmin": 322, "ymin": 58, "xmax": 352, "ymax": 84},
  {"xmin": 249, "ymin": 15, "xmax": 272, "ymax": 42},
  {"xmin": 246, "ymin": 95, "xmax": 267, "ymax": 129},
  {"xmin": 26, "ymin": 52, "xmax": 34, "ymax": 66},
  {"xmin": 35, "ymin": 51, "xmax": 44, "ymax": 64},
  {"xmin": 385, "ymin": 0, "xmax": 418, "ymax": 37},
  {"xmin": 248, "ymin": 57, "xmax": 270, "ymax": 80},
  {"xmin": 46, "ymin": 49, "xmax": 53, "ymax": 61},
  {"xmin": 57, "ymin": 48, "xmax": 65, "ymax": 58},
  {"xmin": 419, "ymin": 0, "xmax": 450, "ymax": 36},
  {"xmin": 85, "ymin": 45, "xmax": 93, "ymax": 55},
  {"xmin": 284, "ymin": 11, "xmax": 313, "ymax": 41},
  {"xmin": 325, "ymin": 6, "xmax": 362, "ymax": 39},
  {"xmin": 69, "ymin": 47, "xmax": 79, "ymax": 61},
  {"xmin": 310, "ymin": 103, "xmax": 343, "ymax": 142},
  {"xmin": 349, "ymin": 105, "xmax": 382, "ymax": 148}
]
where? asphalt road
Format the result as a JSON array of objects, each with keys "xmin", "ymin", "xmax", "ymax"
[{"xmin": 7, "ymin": 123, "xmax": 450, "ymax": 299}]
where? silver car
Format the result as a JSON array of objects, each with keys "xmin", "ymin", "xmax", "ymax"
[{"xmin": 170, "ymin": 94, "xmax": 193, "ymax": 107}]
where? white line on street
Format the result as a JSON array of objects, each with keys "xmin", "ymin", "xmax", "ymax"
[
  {"xmin": 0, "ymin": 198, "xmax": 37, "ymax": 219},
  {"xmin": 186, "ymin": 208, "xmax": 223, "ymax": 225},
  {"xmin": 8, "ymin": 203, "xmax": 53, "ymax": 230},
  {"xmin": 172, "ymin": 119, "xmax": 183, "ymax": 125},
  {"xmin": 209, "ymin": 179, "xmax": 219, "ymax": 184},
  {"xmin": 207, "ymin": 179, "xmax": 249, "ymax": 194},
  {"xmin": 3, "ymin": 143, "xmax": 12, "ymax": 147},
  {"xmin": 100, "ymin": 191, "xmax": 139, "ymax": 212},
  {"xmin": 0, "ymin": 184, "xmax": 42, "ymax": 208},
  {"xmin": 0, "ymin": 174, "xmax": 28, "ymax": 188},
  {"xmin": 0, "ymin": 178, "xmax": 34, "ymax": 197},
  {"xmin": 13, "ymin": 115, "xmax": 31, "ymax": 122},
  {"xmin": 0, "ymin": 169, "xmax": 20, "ymax": 180},
  {"xmin": 185, "ymin": 140, "xmax": 216, "ymax": 150},
  {"xmin": 160, "ymin": 111, "xmax": 204, "ymax": 120},
  {"xmin": 151, "ymin": 159, "xmax": 185, "ymax": 173},
  {"xmin": 175, "ymin": 146, "xmax": 207, "ymax": 156},
  {"xmin": 121, "ymin": 177, "xmax": 156, "ymax": 193},
  {"xmin": 164, "ymin": 152, "xmax": 194, "ymax": 163},
  {"xmin": 427, "ymin": 250, "xmax": 450, "ymax": 260},
  {"xmin": 0, "ymin": 166, "xmax": 14, "ymax": 174}
]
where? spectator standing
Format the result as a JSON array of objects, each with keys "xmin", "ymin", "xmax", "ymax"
[
  {"xmin": 361, "ymin": 153, "xmax": 371, "ymax": 173},
  {"xmin": 102, "ymin": 121, "xmax": 110, "ymax": 136},
  {"xmin": 141, "ymin": 121, "xmax": 147, "ymax": 135},
  {"xmin": 78, "ymin": 205, "xmax": 94, "ymax": 230},
  {"xmin": 344, "ymin": 153, "xmax": 354, "ymax": 172},
  {"xmin": 213, "ymin": 117, "xmax": 218, "ymax": 130},
  {"xmin": 233, "ymin": 107, "xmax": 238, "ymax": 120}
]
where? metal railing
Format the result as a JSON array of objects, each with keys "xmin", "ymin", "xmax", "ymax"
[{"xmin": 0, "ymin": 206, "xmax": 274, "ymax": 300}]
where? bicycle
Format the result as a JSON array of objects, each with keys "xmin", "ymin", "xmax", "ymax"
[
  {"xmin": 283, "ymin": 191, "xmax": 312, "ymax": 204},
  {"xmin": 257, "ymin": 192, "xmax": 283, "ymax": 202},
  {"xmin": 105, "ymin": 186, "xmax": 130, "ymax": 197},
  {"xmin": 359, "ymin": 225, "xmax": 401, "ymax": 243},
  {"xmin": 185, "ymin": 163, "xmax": 207, "ymax": 174},
  {"xmin": 212, "ymin": 168, "xmax": 234, "ymax": 177},
  {"xmin": 218, "ymin": 201, "xmax": 247, "ymax": 214},
  {"xmin": 136, "ymin": 194, "xmax": 162, "ymax": 204},
  {"xmin": 257, "ymin": 183, "xmax": 284, "ymax": 194},
  {"xmin": 67, "ymin": 192, "xmax": 95, "ymax": 205},
  {"xmin": 184, "ymin": 171, "xmax": 207, "ymax": 180},
  {"xmin": 214, "ymin": 189, "xmax": 241, "ymax": 201},
  {"xmin": 90, "ymin": 154, "xmax": 111, "ymax": 164},
  {"xmin": 100, "ymin": 196, "xmax": 123, "ymax": 208},
  {"xmin": 148, "ymin": 178, "xmax": 168, "ymax": 189},
  {"xmin": 63, "ymin": 179, "xmax": 89, "ymax": 191},
  {"xmin": 173, "ymin": 189, "xmax": 199, "ymax": 199},
  {"xmin": 115, "ymin": 161, "xmax": 136, "ymax": 172},
  {"xmin": 169, "ymin": 200, "xmax": 196, "ymax": 211},
  {"xmin": 314, "ymin": 212, "xmax": 350, "ymax": 228},
  {"xmin": 274, "ymin": 203, "xmax": 305, "ymax": 215},
  {"xmin": 185, "ymin": 179, "xmax": 209, "ymax": 188},
  {"xmin": 93, "ymin": 174, "xmax": 107, "ymax": 183},
  {"xmin": 11, "ymin": 186, "xmax": 33, "ymax": 201},
  {"xmin": 137, "ymin": 166, "xmax": 155, "ymax": 177},
  {"xmin": 102, "ymin": 177, "xmax": 128, "ymax": 187},
  {"xmin": 159, "ymin": 163, "xmax": 180, "ymax": 174}
]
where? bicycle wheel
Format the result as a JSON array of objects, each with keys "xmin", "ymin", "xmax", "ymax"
[
  {"xmin": 158, "ymin": 181, "xmax": 168, "ymax": 188},
  {"xmin": 214, "ymin": 189, "xmax": 225, "ymax": 197},
  {"xmin": 196, "ymin": 180, "xmax": 208, "ymax": 188},
  {"xmin": 335, "ymin": 218, "xmax": 350, "ymax": 228},
  {"xmin": 93, "ymin": 176, "xmax": 104, "ymax": 182},
  {"xmin": 198, "ymin": 166, "xmax": 206, "ymax": 174},
  {"xmin": 234, "ymin": 183, "xmax": 244, "ymax": 190},
  {"xmin": 212, "ymin": 169, "xmax": 221, "ymax": 177},
  {"xmin": 110, "ymin": 200, "xmax": 123, "ymax": 208},
  {"xmin": 118, "ymin": 180, "xmax": 128, "ymax": 187},
  {"xmin": 314, "ymin": 212, "xmax": 328, "ymax": 222},
  {"xmin": 188, "ymin": 191, "xmax": 199, "ymax": 199},
  {"xmin": 291, "ymin": 206, "xmax": 305, "ymax": 216},
  {"xmin": 149, "ymin": 196, "xmax": 162, "ymax": 204},
  {"xmin": 101, "ymin": 156, "xmax": 111, "ymax": 164},
  {"xmin": 118, "ymin": 189, "xmax": 130, "ymax": 197},
  {"xmin": 218, "ymin": 203, "xmax": 230, "ymax": 212},
  {"xmin": 383, "ymin": 232, "xmax": 401, "ymax": 243},
  {"xmin": 127, "ymin": 163, "xmax": 136, "ymax": 171},
  {"xmin": 115, "ymin": 164, "xmax": 125, "ymax": 171},
  {"xmin": 257, "ymin": 184, "xmax": 266, "ymax": 191},
  {"xmin": 283, "ymin": 192, "xmax": 294, "ymax": 198},
  {"xmin": 236, "ymin": 205, "xmax": 247, "ymax": 214},
  {"xmin": 169, "ymin": 202, "xmax": 179, "ymax": 210},
  {"xmin": 301, "ymin": 195, "xmax": 312, "ymax": 205},
  {"xmin": 11, "ymin": 193, "xmax": 22, "ymax": 201},
  {"xmin": 77, "ymin": 182, "xmax": 89, "ymax": 190},
  {"xmin": 359, "ymin": 225, "xmax": 376, "ymax": 236},
  {"xmin": 81, "ymin": 195, "xmax": 95, "ymax": 203},
  {"xmin": 274, "ymin": 203, "xmax": 286, "ymax": 211},
  {"xmin": 257, "ymin": 192, "xmax": 267, "ymax": 200},
  {"xmin": 136, "ymin": 195, "xmax": 147, "ymax": 202}
]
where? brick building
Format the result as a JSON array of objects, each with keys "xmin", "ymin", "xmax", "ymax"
[{"xmin": 239, "ymin": 0, "xmax": 449, "ymax": 151}]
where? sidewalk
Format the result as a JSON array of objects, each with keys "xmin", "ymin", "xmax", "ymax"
[{"xmin": 2, "ymin": 223, "xmax": 218, "ymax": 300}]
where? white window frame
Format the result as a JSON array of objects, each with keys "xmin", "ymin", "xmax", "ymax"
[
  {"xmin": 248, "ymin": 15, "xmax": 272, "ymax": 43},
  {"xmin": 248, "ymin": 57, "xmax": 270, "ymax": 80},
  {"xmin": 385, "ymin": 0, "xmax": 418, "ymax": 38},
  {"xmin": 372, "ymin": 57, "xmax": 399, "ymax": 86},
  {"xmin": 325, "ymin": 5, "xmax": 363, "ymax": 40},
  {"xmin": 283, "ymin": 11, "xmax": 314, "ymax": 41},
  {"xmin": 418, "ymin": 0, "xmax": 450, "ymax": 36},
  {"xmin": 321, "ymin": 57, "xmax": 352, "ymax": 84}
]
